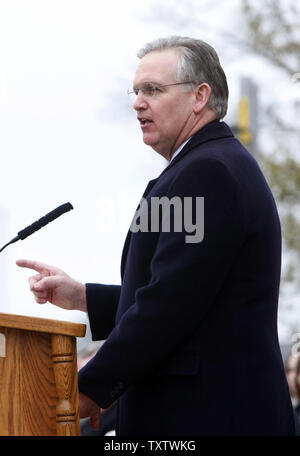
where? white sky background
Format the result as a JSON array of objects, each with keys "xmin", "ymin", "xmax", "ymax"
[
  {"xmin": 0, "ymin": 0, "xmax": 298, "ymax": 341},
  {"xmin": 0, "ymin": 0, "xmax": 168, "ymax": 324}
]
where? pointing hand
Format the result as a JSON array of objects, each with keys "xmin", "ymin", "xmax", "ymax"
[{"xmin": 16, "ymin": 259, "xmax": 87, "ymax": 312}]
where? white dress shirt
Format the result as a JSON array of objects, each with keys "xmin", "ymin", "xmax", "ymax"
[{"xmin": 169, "ymin": 138, "xmax": 191, "ymax": 162}]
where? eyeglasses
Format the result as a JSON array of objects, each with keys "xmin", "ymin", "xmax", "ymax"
[{"xmin": 127, "ymin": 81, "xmax": 195, "ymax": 101}]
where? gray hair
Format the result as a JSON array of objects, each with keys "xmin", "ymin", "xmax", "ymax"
[{"xmin": 137, "ymin": 36, "xmax": 228, "ymax": 119}]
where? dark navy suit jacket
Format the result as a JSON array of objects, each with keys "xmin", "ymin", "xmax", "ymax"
[{"xmin": 78, "ymin": 120, "xmax": 295, "ymax": 436}]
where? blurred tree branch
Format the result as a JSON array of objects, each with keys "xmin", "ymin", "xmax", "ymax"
[{"xmin": 241, "ymin": 0, "xmax": 300, "ymax": 75}]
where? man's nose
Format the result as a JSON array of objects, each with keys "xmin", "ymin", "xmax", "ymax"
[{"xmin": 133, "ymin": 92, "xmax": 148, "ymax": 111}]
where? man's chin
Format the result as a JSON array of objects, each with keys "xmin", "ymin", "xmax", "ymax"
[
  {"xmin": 143, "ymin": 137, "xmax": 158, "ymax": 150},
  {"xmin": 142, "ymin": 133, "xmax": 155, "ymax": 145},
  {"xmin": 142, "ymin": 135, "xmax": 168, "ymax": 157}
]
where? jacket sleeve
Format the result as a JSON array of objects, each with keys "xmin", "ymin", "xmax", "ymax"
[
  {"xmin": 78, "ymin": 159, "xmax": 245, "ymax": 408},
  {"xmin": 85, "ymin": 283, "xmax": 121, "ymax": 340}
]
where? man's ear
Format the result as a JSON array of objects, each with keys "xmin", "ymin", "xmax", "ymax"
[{"xmin": 193, "ymin": 83, "xmax": 212, "ymax": 114}]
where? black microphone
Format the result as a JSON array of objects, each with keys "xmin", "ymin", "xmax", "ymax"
[{"xmin": 0, "ymin": 202, "xmax": 73, "ymax": 253}]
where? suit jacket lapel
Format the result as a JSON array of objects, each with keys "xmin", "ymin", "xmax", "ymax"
[{"xmin": 120, "ymin": 177, "xmax": 159, "ymax": 280}]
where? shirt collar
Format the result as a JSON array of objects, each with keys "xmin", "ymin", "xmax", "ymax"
[{"xmin": 169, "ymin": 138, "xmax": 192, "ymax": 162}]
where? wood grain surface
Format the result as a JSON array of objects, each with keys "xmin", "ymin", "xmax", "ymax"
[
  {"xmin": 0, "ymin": 312, "xmax": 86, "ymax": 338},
  {"xmin": 0, "ymin": 314, "xmax": 85, "ymax": 436}
]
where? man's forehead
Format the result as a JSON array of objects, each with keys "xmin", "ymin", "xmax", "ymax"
[{"xmin": 133, "ymin": 48, "xmax": 180, "ymax": 86}]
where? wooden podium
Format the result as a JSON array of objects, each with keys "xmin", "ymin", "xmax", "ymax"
[{"xmin": 0, "ymin": 312, "xmax": 86, "ymax": 436}]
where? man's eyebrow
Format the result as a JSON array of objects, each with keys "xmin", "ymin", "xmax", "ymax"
[{"xmin": 133, "ymin": 81, "xmax": 163, "ymax": 88}]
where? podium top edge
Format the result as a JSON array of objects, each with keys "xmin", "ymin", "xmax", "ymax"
[{"xmin": 0, "ymin": 312, "xmax": 86, "ymax": 338}]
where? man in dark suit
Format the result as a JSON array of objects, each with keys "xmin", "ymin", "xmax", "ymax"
[{"xmin": 17, "ymin": 36, "xmax": 295, "ymax": 435}]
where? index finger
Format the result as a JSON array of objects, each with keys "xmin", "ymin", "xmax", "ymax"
[{"xmin": 16, "ymin": 259, "xmax": 51, "ymax": 275}]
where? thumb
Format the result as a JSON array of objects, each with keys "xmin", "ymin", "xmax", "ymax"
[
  {"xmin": 32, "ymin": 275, "xmax": 61, "ymax": 291},
  {"xmin": 90, "ymin": 412, "xmax": 101, "ymax": 430}
]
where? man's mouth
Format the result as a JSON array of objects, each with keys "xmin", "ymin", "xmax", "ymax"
[{"xmin": 138, "ymin": 117, "xmax": 153, "ymax": 126}]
